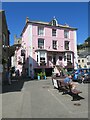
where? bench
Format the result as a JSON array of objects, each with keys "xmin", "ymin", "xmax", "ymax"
[
  {"xmin": 52, "ymin": 78, "xmax": 58, "ymax": 89},
  {"xmin": 71, "ymin": 89, "xmax": 82, "ymax": 101},
  {"xmin": 57, "ymin": 80, "xmax": 72, "ymax": 93},
  {"xmin": 53, "ymin": 79, "xmax": 82, "ymax": 101}
]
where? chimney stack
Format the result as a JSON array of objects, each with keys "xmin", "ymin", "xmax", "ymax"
[{"xmin": 26, "ymin": 17, "xmax": 29, "ymax": 23}]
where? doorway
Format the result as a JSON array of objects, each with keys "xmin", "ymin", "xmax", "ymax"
[{"xmin": 53, "ymin": 55, "xmax": 56, "ymax": 65}]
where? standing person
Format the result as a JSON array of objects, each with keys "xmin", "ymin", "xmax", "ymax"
[
  {"xmin": 8, "ymin": 68, "xmax": 11, "ymax": 84},
  {"xmin": 60, "ymin": 70, "xmax": 62, "ymax": 77},
  {"xmin": 5, "ymin": 68, "xmax": 8, "ymax": 84},
  {"xmin": 78, "ymin": 70, "xmax": 84, "ymax": 82},
  {"xmin": 73, "ymin": 71, "xmax": 78, "ymax": 81},
  {"xmin": 5, "ymin": 68, "xmax": 11, "ymax": 85},
  {"xmin": 0, "ymin": 64, "xmax": 3, "ymax": 85},
  {"xmin": 31, "ymin": 72, "xmax": 34, "ymax": 80},
  {"xmin": 15, "ymin": 69, "xmax": 20, "ymax": 81}
]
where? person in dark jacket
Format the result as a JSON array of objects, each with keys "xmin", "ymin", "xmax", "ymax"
[{"xmin": 5, "ymin": 68, "xmax": 11, "ymax": 84}]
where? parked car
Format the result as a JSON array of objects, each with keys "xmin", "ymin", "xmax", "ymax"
[{"xmin": 72, "ymin": 68, "xmax": 90, "ymax": 83}]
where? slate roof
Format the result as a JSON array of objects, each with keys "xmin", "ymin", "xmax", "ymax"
[
  {"xmin": 78, "ymin": 50, "xmax": 90, "ymax": 58},
  {"xmin": 21, "ymin": 18, "xmax": 77, "ymax": 36}
]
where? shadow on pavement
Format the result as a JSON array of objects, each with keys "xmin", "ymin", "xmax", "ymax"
[
  {"xmin": 70, "ymin": 94, "xmax": 85, "ymax": 101},
  {"xmin": 62, "ymin": 92, "xmax": 85, "ymax": 101},
  {"xmin": 2, "ymin": 77, "xmax": 32, "ymax": 94}
]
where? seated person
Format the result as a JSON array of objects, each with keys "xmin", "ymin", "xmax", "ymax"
[
  {"xmin": 64, "ymin": 74, "xmax": 77, "ymax": 90},
  {"xmin": 73, "ymin": 72, "xmax": 78, "ymax": 81},
  {"xmin": 64, "ymin": 74, "xmax": 72, "ymax": 83},
  {"xmin": 81, "ymin": 75, "xmax": 85, "ymax": 83}
]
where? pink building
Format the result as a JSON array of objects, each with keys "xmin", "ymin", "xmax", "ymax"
[{"xmin": 15, "ymin": 17, "xmax": 78, "ymax": 77}]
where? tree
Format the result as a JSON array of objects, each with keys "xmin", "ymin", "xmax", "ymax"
[
  {"xmin": 85, "ymin": 37, "xmax": 90, "ymax": 47},
  {"xmin": 77, "ymin": 44, "xmax": 83, "ymax": 50},
  {"xmin": 85, "ymin": 37, "xmax": 90, "ymax": 42},
  {"xmin": 84, "ymin": 65, "xmax": 87, "ymax": 68},
  {"xmin": 77, "ymin": 36, "xmax": 90, "ymax": 50}
]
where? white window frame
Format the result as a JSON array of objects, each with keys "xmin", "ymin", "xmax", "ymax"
[
  {"xmin": 64, "ymin": 41, "xmax": 70, "ymax": 50},
  {"xmin": 67, "ymin": 54, "xmax": 71, "ymax": 63},
  {"xmin": 51, "ymin": 19, "xmax": 58, "ymax": 26},
  {"xmin": 38, "ymin": 38, "xmax": 44, "ymax": 49},
  {"xmin": 52, "ymin": 29, "xmax": 57, "ymax": 37},
  {"xmin": 64, "ymin": 30, "xmax": 69, "ymax": 39},
  {"xmin": 38, "ymin": 26, "xmax": 44, "ymax": 36},
  {"xmin": 52, "ymin": 40, "xmax": 57, "ymax": 49},
  {"xmin": 37, "ymin": 51, "xmax": 47, "ymax": 65}
]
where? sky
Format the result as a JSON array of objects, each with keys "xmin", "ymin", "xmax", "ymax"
[{"xmin": 2, "ymin": 2, "xmax": 88, "ymax": 45}]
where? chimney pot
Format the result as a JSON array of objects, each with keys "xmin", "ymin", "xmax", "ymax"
[{"xmin": 26, "ymin": 17, "xmax": 29, "ymax": 23}]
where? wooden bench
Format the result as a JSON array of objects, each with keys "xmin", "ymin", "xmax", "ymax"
[
  {"xmin": 52, "ymin": 78, "xmax": 59, "ymax": 89},
  {"xmin": 54, "ymin": 79, "xmax": 82, "ymax": 101},
  {"xmin": 71, "ymin": 89, "xmax": 82, "ymax": 101},
  {"xmin": 57, "ymin": 80, "xmax": 72, "ymax": 93}
]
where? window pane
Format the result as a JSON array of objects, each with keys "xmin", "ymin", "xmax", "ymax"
[
  {"xmin": 53, "ymin": 40, "xmax": 57, "ymax": 49},
  {"xmin": 37, "ymin": 55, "xmax": 38, "ymax": 62},
  {"xmin": 40, "ymin": 57, "xmax": 45, "ymax": 60},
  {"xmin": 39, "ymin": 51, "xmax": 46, "ymax": 66},
  {"xmin": 2, "ymin": 33, "xmax": 6, "ymax": 46},
  {"xmin": 52, "ymin": 29, "xmax": 56, "ymax": 36},
  {"xmin": 38, "ymin": 39, "xmax": 44, "ymax": 48},
  {"xmin": 78, "ymin": 60, "xmax": 80, "ymax": 63},
  {"xmin": 64, "ymin": 30, "xmax": 69, "ymax": 38},
  {"xmin": 65, "ymin": 41, "xmax": 69, "ymax": 50},
  {"xmin": 67, "ymin": 54, "xmax": 71, "ymax": 64},
  {"xmin": 82, "ymin": 59, "xmax": 84, "ymax": 63},
  {"xmin": 38, "ymin": 26, "xmax": 44, "ymax": 35},
  {"xmin": 52, "ymin": 20, "xmax": 56, "ymax": 26},
  {"xmin": 21, "ymin": 49, "xmax": 25, "ymax": 56},
  {"xmin": 64, "ymin": 55, "xmax": 66, "ymax": 61},
  {"xmin": 67, "ymin": 54, "xmax": 71, "ymax": 61},
  {"xmin": 40, "ymin": 52, "xmax": 45, "ymax": 57},
  {"xmin": 48, "ymin": 56, "xmax": 52, "ymax": 61},
  {"xmin": 59, "ymin": 56, "xmax": 62, "ymax": 60}
]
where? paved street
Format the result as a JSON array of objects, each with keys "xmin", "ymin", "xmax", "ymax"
[{"xmin": 2, "ymin": 78, "xmax": 89, "ymax": 118}]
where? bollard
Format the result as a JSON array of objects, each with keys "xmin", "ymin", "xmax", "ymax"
[
  {"xmin": 38, "ymin": 76, "xmax": 40, "ymax": 80},
  {"xmin": 44, "ymin": 76, "xmax": 46, "ymax": 80}
]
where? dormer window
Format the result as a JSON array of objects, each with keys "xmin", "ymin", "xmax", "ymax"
[
  {"xmin": 52, "ymin": 19, "xmax": 57, "ymax": 26},
  {"xmin": 49, "ymin": 17, "xmax": 58, "ymax": 26}
]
